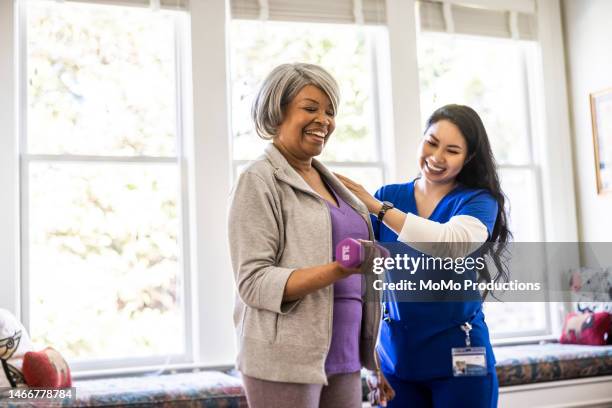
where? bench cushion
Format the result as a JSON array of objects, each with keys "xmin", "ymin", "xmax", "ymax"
[
  {"xmin": 495, "ymin": 344, "xmax": 612, "ymax": 386},
  {"xmin": 71, "ymin": 370, "xmax": 246, "ymax": 407}
]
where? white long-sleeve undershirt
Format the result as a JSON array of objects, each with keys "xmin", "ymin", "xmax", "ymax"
[{"xmin": 396, "ymin": 213, "xmax": 489, "ymax": 258}]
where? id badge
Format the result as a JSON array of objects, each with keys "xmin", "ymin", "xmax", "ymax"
[{"xmin": 451, "ymin": 347, "xmax": 487, "ymax": 377}]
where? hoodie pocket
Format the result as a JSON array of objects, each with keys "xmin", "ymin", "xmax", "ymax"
[{"xmin": 242, "ymin": 307, "xmax": 278, "ymax": 344}]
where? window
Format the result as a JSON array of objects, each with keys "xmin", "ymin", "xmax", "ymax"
[
  {"xmin": 416, "ymin": 9, "xmax": 549, "ymax": 338},
  {"xmin": 21, "ymin": 0, "xmax": 190, "ymax": 367},
  {"xmin": 229, "ymin": 19, "xmax": 388, "ymax": 192},
  {"xmin": 417, "ymin": 34, "xmax": 543, "ymax": 242}
]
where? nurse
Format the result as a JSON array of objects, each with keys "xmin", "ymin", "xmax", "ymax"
[{"xmin": 336, "ymin": 104, "xmax": 511, "ymax": 408}]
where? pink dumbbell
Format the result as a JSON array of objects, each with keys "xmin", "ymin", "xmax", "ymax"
[
  {"xmin": 336, "ymin": 238, "xmax": 363, "ymax": 268},
  {"xmin": 336, "ymin": 238, "xmax": 389, "ymax": 268}
]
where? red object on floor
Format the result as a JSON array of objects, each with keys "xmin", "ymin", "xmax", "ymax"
[{"xmin": 22, "ymin": 347, "xmax": 72, "ymax": 388}]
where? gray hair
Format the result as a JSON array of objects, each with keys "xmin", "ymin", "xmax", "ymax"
[{"xmin": 251, "ymin": 63, "xmax": 340, "ymax": 140}]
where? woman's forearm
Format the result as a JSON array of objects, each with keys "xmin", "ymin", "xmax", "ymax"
[{"xmin": 283, "ymin": 262, "xmax": 351, "ymax": 302}]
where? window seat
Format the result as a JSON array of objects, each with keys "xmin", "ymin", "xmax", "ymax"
[
  {"xmin": 67, "ymin": 370, "xmax": 247, "ymax": 407},
  {"xmin": 3, "ymin": 344, "xmax": 611, "ymax": 407},
  {"xmin": 494, "ymin": 343, "xmax": 612, "ymax": 386},
  {"xmin": 4, "ymin": 370, "xmax": 248, "ymax": 408}
]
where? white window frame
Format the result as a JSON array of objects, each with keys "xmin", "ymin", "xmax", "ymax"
[
  {"xmin": 532, "ymin": 0, "xmax": 580, "ymax": 341},
  {"xmin": 0, "ymin": 0, "xmax": 238, "ymax": 376},
  {"xmin": 186, "ymin": 0, "xmax": 236, "ymax": 369},
  {"xmin": 0, "ymin": 0, "xmax": 20, "ymax": 319},
  {"xmin": 13, "ymin": 0, "xmax": 200, "ymax": 373},
  {"xmin": 410, "ymin": 33, "xmax": 553, "ymax": 339}
]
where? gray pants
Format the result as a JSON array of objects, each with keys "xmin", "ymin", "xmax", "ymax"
[{"xmin": 242, "ymin": 371, "xmax": 363, "ymax": 408}]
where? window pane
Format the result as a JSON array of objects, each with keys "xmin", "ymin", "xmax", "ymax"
[
  {"xmin": 484, "ymin": 302, "xmax": 548, "ymax": 337},
  {"xmin": 417, "ymin": 33, "xmax": 533, "ymax": 165},
  {"xmin": 230, "ymin": 20, "xmax": 380, "ymax": 163},
  {"xmin": 483, "ymin": 171, "xmax": 547, "ymax": 335},
  {"xmin": 28, "ymin": 163, "xmax": 183, "ymax": 360},
  {"xmin": 417, "ymin": 32, "xmax": 548, "ymax": 339},
  {"xmin": 26, "ymin": 1, "xmax": 178, "ymax": 156},
  {"xmin": 499, "ymin": 168, "xmax": 543, "ymax": 242}
]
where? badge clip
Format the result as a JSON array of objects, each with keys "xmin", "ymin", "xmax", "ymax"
[{"xmin": 452, "ymin": 322, "xmax": 487, "ymax": 377}]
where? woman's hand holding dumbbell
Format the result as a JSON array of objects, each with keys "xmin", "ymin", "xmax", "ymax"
[{"xmin": 336, "ymin": 238, "xmax": 389, "ymax": 276}]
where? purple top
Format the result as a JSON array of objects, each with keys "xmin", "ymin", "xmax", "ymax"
[{"xmin": 324, "ymin": 188, "xmax": 369, "ymax": 375}]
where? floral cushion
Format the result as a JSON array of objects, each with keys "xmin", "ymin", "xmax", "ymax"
[
  {"xmin": 494, "ymin": 343, "xmax": 612, "ymax": 386},
  {"xmin": 1, "ymin": 370, "xmax": 246, "ymax": 407},
  {"xmin": 73, "ymin": 371, "xmax": 246, "ymax": 407},
  {"xmin": 33, "ymin": 370, "xmax": 247, "ymax": 408}
]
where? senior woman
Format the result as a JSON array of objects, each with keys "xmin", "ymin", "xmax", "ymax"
[{"xmin": 228, "ymin": 63, "xmax": 393, "ymax": 408}]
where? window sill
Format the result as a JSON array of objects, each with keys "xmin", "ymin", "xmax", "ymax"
[
  {"xmin": 72, "ymin": 362, "xmax": 235, "ymax": 381},
  {"xmin": 491, "ymin": 334, "xmax": 558, "ymax": 347}
]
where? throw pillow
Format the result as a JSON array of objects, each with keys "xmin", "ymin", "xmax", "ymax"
[
  {"xmin": 559, "ymin": 311, "xmax": 611, "ymax": 345},
  {"xmin": 22, "ymin": 348, "xmax": 72, "ymax": 388}
]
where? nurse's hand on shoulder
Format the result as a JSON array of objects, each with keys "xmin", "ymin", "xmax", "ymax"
[
  {"xmin": 335, "ymin": 173, "xmax": 407, "ymax": 235},
  {"xmin": 334, "ymin": 173, "xmax": 381, "ymax": 214}
]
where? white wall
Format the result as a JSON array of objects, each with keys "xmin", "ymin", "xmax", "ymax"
[
  {"xmin": 0, "ymin": 0, "xmax": 20, "ymax": 317},
  {"xmin": 499, "ymin": 375, "xmax": 612, "ymax": 408},
  {"xmin": 562, "ymin": 0, "xmax": 612, "ymax": 242}
]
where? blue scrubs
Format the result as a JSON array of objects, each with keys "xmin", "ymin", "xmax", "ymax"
[{"xmin": 372, "ymin": 180, "xmax": 499, "ymax": 408}]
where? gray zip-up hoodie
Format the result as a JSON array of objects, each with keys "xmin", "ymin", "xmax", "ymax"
[{"xmin": 228, "ymin": 143, "xmax": 381, "ymax": 384}]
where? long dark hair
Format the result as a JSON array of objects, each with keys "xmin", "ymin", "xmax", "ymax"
[{"xmin": 425, "ymin": 104, "xmax": 512, "ymax": 296}]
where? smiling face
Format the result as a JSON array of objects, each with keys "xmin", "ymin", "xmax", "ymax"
[
  {"xmin": 418, "ymin": 119, "xmax": 469, "ymax": 185},
  {"xmin": 275, "ymin": 85, "xmax": 336, "ymax": 159}
]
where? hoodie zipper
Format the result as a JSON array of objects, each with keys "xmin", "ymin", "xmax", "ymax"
[
  {"xmin": 324, "ymin": 200, "xmax": 334, "ymax": 358},
  {"xmin": 274, "ymin": 170, "xmax": 334, "ymax": 356}
]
